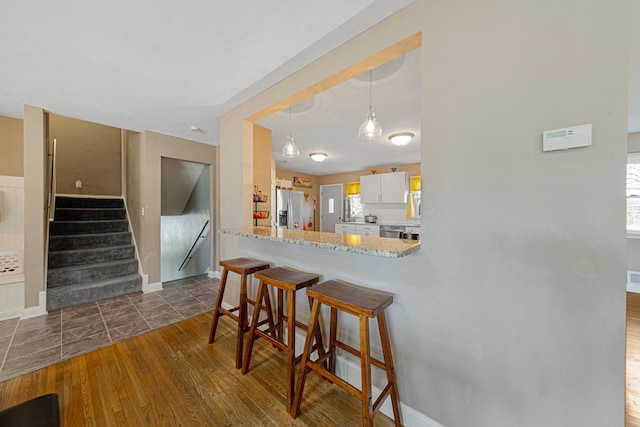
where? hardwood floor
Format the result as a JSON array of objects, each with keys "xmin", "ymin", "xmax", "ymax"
[
  {"xmin": 629, "ymin": 292, "xmax": 640, "ymax": 426},
  {"xmin": 0, "ymin": 311, "xmax": 396, "ymax": 426}
]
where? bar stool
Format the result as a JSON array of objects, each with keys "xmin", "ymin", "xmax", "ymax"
[
  {"xmin": 208, "ymin": 257, "xmax": 272, "ymax": 369},
  {"xmin": 291, "ymin": 280, "xmax": 403, "ymax": 427},
  {"xmin": 241, "ymin": 267, "xmax": 326, "ymax": 411}
]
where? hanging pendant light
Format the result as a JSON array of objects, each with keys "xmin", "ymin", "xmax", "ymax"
[
  {"xmin": 358, "ymin": 70, "xmax": 382, "ymax": 140},
  {"xmin": 282, "ymin": 107, "xmax": 300, "ymax": 158}
]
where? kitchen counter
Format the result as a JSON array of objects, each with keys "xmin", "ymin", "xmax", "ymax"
[{"xmin": 221, "ymin": 227, "xmax": 420, "ymax": 258}]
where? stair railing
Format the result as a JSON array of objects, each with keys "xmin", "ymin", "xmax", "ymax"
[
  {"xmin": 47, "ymin": 138, "xmax": 57, "ymax": 222},
  {"xmin": 178, "ymin": 220, "xmax": 210, "ymax": 271}
]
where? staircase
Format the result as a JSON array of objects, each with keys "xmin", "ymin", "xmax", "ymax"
[{"xmin": 47, "ymin": 197, "xmax": 142, "ymax": 311}]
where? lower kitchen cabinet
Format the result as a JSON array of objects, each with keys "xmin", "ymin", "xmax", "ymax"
[{"xmin": 335, "ymin": 223, "xmax": 380, "ymax": 236}]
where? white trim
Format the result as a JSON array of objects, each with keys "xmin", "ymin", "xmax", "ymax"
[
  {"xmin": 628, "ymin": 271, "xmax": 640, "ymax": 293},
  {"xmin": 0, "ymin": 175, "xmax": 24, "ymax": 187},
  {"xmin": 143, "ymin": 279, "xmax": 163, "ymax": 293},
  {"xmin": 0, "ymin": 307, "xmax": 23, "ymax": 321},
  {"xmin": 20, "ymin": 291, "xmax": 47, "ymax": 319},
  {"xmin": 208, "ymin": 269, "xmax": 220, "ymax": 279}
]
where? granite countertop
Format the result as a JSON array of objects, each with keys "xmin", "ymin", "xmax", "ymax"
[{"xmin": 221, "ymin": 227, "xmax": 420, "ymax": 258}]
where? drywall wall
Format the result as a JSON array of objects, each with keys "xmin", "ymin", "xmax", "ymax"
[
  {"xmin": 23, "ymin": 106, "xmax": 47, "ymax": 308},
  {"xmin": 50, "ymin": 114, "xmax": 121, "ymax": 196},
  {"xmin": 125, "ymin": 131, "xmax": 144, "ymax": 254},
  {"xmin": 0, "ymin": 116, "xmax": 24, "ymax": 177},
  {"xmin": 218, "ymin": 1, "xmax": 627, "ymax": 426}
]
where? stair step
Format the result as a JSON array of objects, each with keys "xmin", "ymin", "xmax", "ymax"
[
  {"xmin": 55, "ymin": 197, "xmax": 123, "ymax": 209},
  {"xmin": 49, "ymin": 232, "xmax": 131, "ymax": 251},
  {"xmin": 54, "ymin": 208, "xmax": 126, "ymax": 221},
  {"xmin": 47, "ymin": 258, "xmax": 138, "ymax": 288},
  {"xmin": 48, "ymin": 245, "xmax": 135, "ymax": 269},
  {"xmin": 46, "ymin": 274, "xmax": 142, "ymax": 311},
  {"xmin": 49, "ymin": 220, "xmax": 128, "ymax": 236}
]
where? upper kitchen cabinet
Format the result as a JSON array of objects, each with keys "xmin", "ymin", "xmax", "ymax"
[{"xmin": 360, "ymin": 171, "xmax": 408, "ymax": 203}]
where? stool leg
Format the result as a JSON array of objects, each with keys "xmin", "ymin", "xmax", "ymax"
[
  {"xmin": 307, "ymin": 295, "xmax": 327, "ymax": 368},
  {"xmin": 377, "ymin": 313, "xmax": 403, "ymax": 427},
  {"xmin": 286, "ymin": 288, "xmax": 296, "ymax": 412},
  {"xmin": 359, "ymin": 315, "xmax": 373, "ymax": 427},
  {"xmin": 277, "ymin": 288, "xmax": 284, "ymax": 343},
  {"xmin": 328, "ymin": 307, "xmax": 338, "ymax": 375},
  {"xmin": 241, "ymin": 280, "xmax": 266, "ymax": 375},
  {"xmin": 262, "ymin": 286, "xmax": 278, "ymax": 341},
  {"xmin": 235, "ymin": 272, "xmax": 248, "ymax": 369},
  {"xmin": 208, "ymin": 268, "xmax": 228, "ymax": 344},
  {"xmin": 291, "ymin": 297, "xmax": 322, "ymax": 418}
]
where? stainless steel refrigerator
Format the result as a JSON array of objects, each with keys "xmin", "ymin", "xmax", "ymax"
[{"xmin": 276, "ymin": 189, "xmax": 312, "ymax": 230}]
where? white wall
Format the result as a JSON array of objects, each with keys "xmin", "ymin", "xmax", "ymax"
[
  {"xmin": 629, "ymin": 132, "xmax": 640, "ymax": 272},
  {"xmin": 219, "ymin": 1, "xmax": 627, "ymax": 426}
]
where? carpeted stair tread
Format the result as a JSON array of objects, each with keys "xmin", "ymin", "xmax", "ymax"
[
  {"xmin": 55, "ymin": 197, "xmax": 123, "ymax": 209},
  {"xmin": 47, "ymin": 274, "xmax": 142, "ymax": 311},
  {"xmin": 54, "ymin": 208, "xmax": 126, "ymax": 221},
  {"xmin": 47, "ymin": 258, "xmax": 138, "ymax": 288},
  {"xmin": 49, "ymin": 231, "xmax": 132, "ymax": 251},
  {"xmin": 49, "ymin": 220, "xmax": 128, "ymax": 235},
  {"xmin": 48, "ymin": 245, "xmax": 135, "ymax": 268}
]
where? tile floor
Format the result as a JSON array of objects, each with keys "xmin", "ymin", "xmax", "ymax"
[{"xmin": 0, "ymin": 274, "xmax": 218, "ymax": 382}]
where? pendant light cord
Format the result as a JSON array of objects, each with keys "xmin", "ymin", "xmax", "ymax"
[{"xmin": 369, "ymin": 70, "xmax": 373, "ymax": 108}]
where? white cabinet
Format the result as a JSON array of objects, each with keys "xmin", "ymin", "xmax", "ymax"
[
  {"xmin": 355, "ymin": 224, "xmax": 380, "ymax": 237},
  {"xmin": 335, "ymin": 224, "xmax": 356, "ymax": 235},
  {"xmin": 405, "ymin": 226, "xmax": 421, "ymax": 234},
  {"xmin": 360, "ymin": 172, "xmax": 408, "ymax": 203}
]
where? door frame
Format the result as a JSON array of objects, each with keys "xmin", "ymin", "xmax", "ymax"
[{"xmin": 319, "ymin": 183, "xmax": 344, "ymax": 232}]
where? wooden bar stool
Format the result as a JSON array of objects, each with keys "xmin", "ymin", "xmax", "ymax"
[
  {"xmin": 241, "ymin": 267, "xmax": 326, "ymax": 411},
  {"xmin": 291, "ymin": 280, "xmax": 403, "ymax": 427},
  {"xmin": 208, "ymin": 257, "xmax": 273, "ymax": 369}
]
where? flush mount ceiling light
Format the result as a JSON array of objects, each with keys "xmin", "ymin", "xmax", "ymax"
[
  {"xmin": 388, "ymin": 132, "xmax": 414, "ymax": 146},
  {"xmin": 358, "ymin": 70, "xmax": 382, "ymax": 140},
  {"xmin": 282, "ymin": 107, "xmax": 300, "ymax": 158},
  {"xmin": 309, "ymin": 152, "xmax": 327, "ymax": 162}
]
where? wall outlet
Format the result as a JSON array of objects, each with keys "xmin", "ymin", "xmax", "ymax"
[{"xmin": 75, "ymin": 180, "xmax": 82, "ymax": 189}]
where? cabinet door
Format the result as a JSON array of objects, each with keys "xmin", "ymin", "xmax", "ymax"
[
  {"xmin": 360, "ymin": 174, "xmax": 381, "ymax": 203},
  {"xmin": 357, "ymin": 225, "xmax": 380, "ymax": 237},
  {"xmin": 380, "ymin": 172, "xmax": 408, "ymax": 203},
  {"xmin": 335, "ymin": 224, "xmax": 356, "ymax": 234}
]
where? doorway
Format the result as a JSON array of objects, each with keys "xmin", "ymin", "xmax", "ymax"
[
  {"xmin": 320, "ymin": 184, "xmax": 343, "ymax": 232},
  {"xmin": 160, "ymin": 158, "xmax": 211, "ymax": 283}
]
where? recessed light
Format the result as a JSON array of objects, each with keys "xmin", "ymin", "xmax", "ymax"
[
  {"xmin": 309, "ymin": 152, "xmax": 328, "ymax": 162},
  {"xmin": 190, "ymin": 126, "xmax": 201, "ymax": 132}
]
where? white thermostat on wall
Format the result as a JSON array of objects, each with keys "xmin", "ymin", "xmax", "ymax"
[{"xmin": 542, "ymin": 123, "xmax": 592, "ymax": 152}]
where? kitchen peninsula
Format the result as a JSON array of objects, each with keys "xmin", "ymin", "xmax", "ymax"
[{"xmin": 222, "ymin": 227, "xmax": 420, "ymax": 258}]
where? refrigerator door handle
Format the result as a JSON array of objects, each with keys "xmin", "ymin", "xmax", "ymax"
[{"xmin": 287, "ymin": 198, "xmax": 293, "ymax": 229}]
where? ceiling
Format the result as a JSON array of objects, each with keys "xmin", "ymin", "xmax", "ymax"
[
  {"xmin": 258, "ymin": 49, "xmax": 421, "ymax": 176},
  {"xmin": 0, "ymin": 0, "xmax": 412, "ymax": 145},
  {"xmin": 2, "ymin": 0, "xmax": 638, "ymax": 158}
]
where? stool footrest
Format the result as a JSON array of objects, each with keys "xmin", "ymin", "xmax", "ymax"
[
  {"xmin": 306, "ymin": 360, "xmax": 361, "ymax": 399},
  {"xmin": 334, "ymin": 340, "xmax": 386, "ymax": 370},
  {"xmin": 255, "ymin": 329, "xmax": 287, "ymax": 351},
  {"xmin": 373, "ymin": 383, "xmax": 393, "ymax": 415},
  {"xmin": 218, "ymin": 306, "xmax": 240, "ymax": 322}
]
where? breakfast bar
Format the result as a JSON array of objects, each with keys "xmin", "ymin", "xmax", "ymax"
[{"xmin": 221, "ymin": 227, "xmax": 420, "ymax": 258}]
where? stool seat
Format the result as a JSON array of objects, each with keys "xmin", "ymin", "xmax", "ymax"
[
  {"xmin": 209, "ymin": 257, "xmax": 272, "ymax": 369},
  {"xmin": 220, "ymin": 257, "xmax": 271, "ymax": 275},
  {"xmin": 292, "ymin": 280, "xmax": 403, "ymax": 426},
  {"xmin": 255, "ymin": 267, "xmax": 320, "ymax": 291},
  {"xmin": 307, "ymin": 280, "xmax": 392, "ymax": 318}
]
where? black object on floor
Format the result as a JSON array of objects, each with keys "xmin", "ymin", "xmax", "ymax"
[{"xmin": 0, "ymin": 393, "xmax": 60, "ymax": 427}]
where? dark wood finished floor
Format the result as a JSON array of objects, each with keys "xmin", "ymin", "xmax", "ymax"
[
  {"xmin": 629, "ymin": 292, "xmax": 640, "ymax": 426},
  {"xmin": 0, "ymin": 310, "xmax": 396, "ymax": 426}
]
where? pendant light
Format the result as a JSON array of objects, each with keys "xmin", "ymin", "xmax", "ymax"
[
  {"xmin": 358, "ymin": 70, "xmax": 382, "ymax": 140},
  {"xmin": 282, "ymin": 107, "xmax": 300, "ymax": 158}
]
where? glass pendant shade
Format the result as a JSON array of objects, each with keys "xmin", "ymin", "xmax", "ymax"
[
  {"xmin": 358, "ymin": 106, "xmax": 382, "ymax": 140},
  {"xmin": 282, "ymin": 132, "xmax": 299, "ymax": 158}
]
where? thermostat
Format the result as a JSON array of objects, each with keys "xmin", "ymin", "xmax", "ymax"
[{"xmin": 543, "ymin": 123, "xmax": 592, "ymax": 152}]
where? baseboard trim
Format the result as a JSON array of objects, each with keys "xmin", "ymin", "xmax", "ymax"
[
  {"xmin": 208, "ymin": 270, "xmax": 220, "ymax": 279},
  {"xmin": 628, "ymin": 271, "xmax": 640, "ymax": 293},
  {"xmin": 629, "ymin": 283, "xmax": 640, "ymax": 294},
  {"xmin": 21, "ymin": 291, "xmax": 48, "ymax": 319},
  {"xmin": 144, "ymin": 281, "xmax": 163, "ymax": 293},
  {"xmin": 0, "ymin": 307, "xmax": 24, "ymax": 321},
  {"xmin": 220, "ymin": 301, "xmax": 438, "ymax": 427}
]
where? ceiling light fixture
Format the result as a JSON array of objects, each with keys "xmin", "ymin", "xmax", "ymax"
[
  {"xmin": 388, "ymin": 132, "xmax": 414, "ymax": 146},
  {"xmin": 309, "ymin": 152, "xmax": 327, "ymax": 162},
  {"xmin": 358, "ymin": 70, "xmax": 382, "ymax": 140},
  {"xmin": 282, "ymin": 107, "xmax": 300, "ymax": 158}
]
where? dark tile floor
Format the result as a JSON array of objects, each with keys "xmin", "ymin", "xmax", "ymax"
[{"xmin": 0, "ymin": 274, "xmax": 218, "ymax": 382}]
